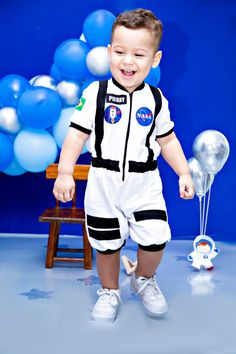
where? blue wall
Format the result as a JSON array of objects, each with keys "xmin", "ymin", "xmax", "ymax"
[{"xmin": 0, "ymin": 0, "xmax": 235, "ymax": 241}]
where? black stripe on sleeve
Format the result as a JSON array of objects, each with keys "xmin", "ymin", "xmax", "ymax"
[
  {"xmin": 69, "ymin": 122, "xmax": 91, "ymax": 135},
  {"xmin": 156, "ymin": 128, "xmax": 174, "ymax": 139},
  {"xmin": 87, "ymin": 215, "xmax": 120, "ymax": 229},
  {"xmin": 134, "ymin": 210, "xmax": 167, "ymax": 222}
]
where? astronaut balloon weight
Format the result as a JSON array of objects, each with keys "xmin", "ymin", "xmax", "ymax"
[{"xmin": 187, "ymin": 235, "xmax": 220, "ymax": 271}]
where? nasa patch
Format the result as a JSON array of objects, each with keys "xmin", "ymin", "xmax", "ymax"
[
  {"xmin": 104, "ymin": 105, "xmax": 122, "ymax": 124},
  {"xmin": 136, "ymin": 107, "xmax": 153, "ymax": 126}
]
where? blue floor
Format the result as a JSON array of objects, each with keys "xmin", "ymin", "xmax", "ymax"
[{"xmin": 0, "ymin": 234, "xmax": 235, "ymax": 354}]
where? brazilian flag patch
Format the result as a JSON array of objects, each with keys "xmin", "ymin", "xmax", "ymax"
[{"xmin": 75, "ymin": 97, "xmax": 86, "ymax": 111}]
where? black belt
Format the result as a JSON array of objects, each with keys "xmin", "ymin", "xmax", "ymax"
[
  {"xmin": 92, "ymin": 157, "xmax": 157, "ymax": 173},
  {"xmin": 129, "ymin": 160, "xmax": 157, "ymax": 172},
  {"xmin": 92, "ymin": 157, "xmax": 120, "ymax": 171}
]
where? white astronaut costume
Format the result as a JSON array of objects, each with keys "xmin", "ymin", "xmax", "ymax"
[{"xmin": 70, "ymin": 78, "xmax": 174, "ymax": 253}]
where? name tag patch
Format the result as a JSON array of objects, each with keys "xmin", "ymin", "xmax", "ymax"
[{"xmin": 106, "ymin": 94, "xmax": 127, "ymax": 105}]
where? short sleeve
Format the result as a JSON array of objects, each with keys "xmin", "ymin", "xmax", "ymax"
[
  {"xmin": 155, "ymin": 90, "xmax": 174, "ymax": 138},
  {"xmin": 69, "ymin": 81, "xmax": 99, "ymax": 135}
]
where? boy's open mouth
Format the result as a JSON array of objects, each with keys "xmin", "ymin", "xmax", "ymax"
[{"xmin": 121, "ymin": 69, "xmax": 135, "ymax": 77}]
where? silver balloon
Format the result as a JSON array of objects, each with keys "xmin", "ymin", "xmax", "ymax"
[
  {"xmin": 86, "ymin": 46, "xmax": 110, "ymax": 76},
  {"xmin": 56, "ymin": 80, "xmax": 81, "ymax": 106},
  {"xmin": 31, "ymin": 75, "xmax": 57, "ymax": 90},
  {"xmin": 193, "ymin": 130, "xmax": 230, "ymax": 175},
  {"xmin": 0, "ymin": 107, "xmax": 22, "ymax": 134},
  {"xmin": 188, "ymin": 157, "xmax": 214, "ymax": 197},
  {"xmin": 29, "ymin": 75, "xmax": 40, "ymax": 85}
]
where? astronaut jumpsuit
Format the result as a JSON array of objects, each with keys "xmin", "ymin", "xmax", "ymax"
[{"xmin": 70, "ymin": 78, "xmax": 174, "ymax": 253}]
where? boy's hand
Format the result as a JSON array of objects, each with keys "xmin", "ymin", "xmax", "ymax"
[
  {"xmin": 179, "ymin": 174, "xmax": 195, "ymax": 199},
  {"xmin": 53, "ymin": 174, "xmax": 75, "ymax": 202}
]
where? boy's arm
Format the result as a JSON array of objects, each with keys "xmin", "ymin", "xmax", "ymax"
[
  {"xmin": 53, "ymin": 127, "xmax": 89, "ymax": 202},
  {"xmin": 156, "ymin": 132, "xmax": 194, "ymax": 199}
]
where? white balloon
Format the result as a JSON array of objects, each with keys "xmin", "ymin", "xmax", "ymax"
[
  {"xmin": 31, "ymin": 75, "xmax": 57, "ymax": 90},
  {"xmin": 188, "ymin": 157, "xmax": 214, "ymax": 197},
  {"xmin": 29, "ymin": 75, "xmax": 40, "ymax": 85},
  {"xmin": 56, "ymin": 80, "xmax": 81, "ymax": 106},
  {"xmin": 193, "ymin": 130, "xmax": 230, "ymax": 175},
  {"xmin": 0, "ymin": 107, "xmax": 22, "ymax": 134},
  {"xmin": 86, "ymin": 46, "xmax": 110, "ymax": 76},
  {"xmin": 79, "ymin": 33, "xmax": 86, "ymax": 42}
]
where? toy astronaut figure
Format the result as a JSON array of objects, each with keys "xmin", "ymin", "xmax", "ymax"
[{"xmin": 187, "ymin": 235, "xmax": 220, "ymax": 270}]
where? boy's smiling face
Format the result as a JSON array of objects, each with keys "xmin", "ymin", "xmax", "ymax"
[{"xmin": 108, "ymin": 26, "xmax": 162, "ymax": 93}]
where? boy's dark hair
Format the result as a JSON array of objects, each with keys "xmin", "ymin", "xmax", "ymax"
[{"xmin": 111, "ymin": 8, "xmax": 163, "ymax": 51}]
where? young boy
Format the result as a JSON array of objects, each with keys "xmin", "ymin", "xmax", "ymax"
[{"xmin": 53, "ymin": 8, "xmax": 194, "ymax": 322}]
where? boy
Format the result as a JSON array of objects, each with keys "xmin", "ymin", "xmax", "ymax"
[{"xmin": 53, "ymin": 8, "xmax": 194, "ymax": 322}]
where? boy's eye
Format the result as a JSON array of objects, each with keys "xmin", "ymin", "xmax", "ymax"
[
  {"xmin": 115, "ymin": 50, "xmax": 124, "ymax": 54},
  {"xmin": 135, "ymin": 53, "xmax": 144, "ymax": 57}
]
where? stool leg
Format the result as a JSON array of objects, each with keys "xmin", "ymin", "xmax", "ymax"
[
  {"xmin": 54, "ymin": 222, "xmax": 60, "ymax": 254},
  {"xmin": 46, "ymin": 221, "xmax": 60, "ymax": 268},
  {"xmin": 83, "ymin": 224, "xmax": 92, "ymax": 270}
]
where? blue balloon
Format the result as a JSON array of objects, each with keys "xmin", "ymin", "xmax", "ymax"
[
  {"xmin": 14, "ymin": 128, "xmax": 58, "ymax": 173},
  {"xmin": 52, "ymin": 107, "xmax": 74, "ymax": 148},
  {"xmin": 0, "ymin": 74, "xmax": 30, "ymax": 107},
  {"xmin": 80, "ymin": 75, "xmax": 98, "ymax": 93},
  {"xmin": 0, "ymin": 132, "xmax": 14, "ymax": 171},
  {"xmin": 83, "ymin": 10, "xmax": 116, "ymax": 48},
  {"xmin": 18, "ymin": 87, "xmax": 62, "ymax": 129},
  {"xmin": 54, "ymin": 39, "xmax": 90, "ymax": 81},
  {"xmin": 145, "ymin": 66, "xmax": 161, "ymax": 87},
  {"xmin": 52, "ymin": 107, "xmax": 88, "ymax": 154},
  {"xmin": 50, "ymin": 63, "xmax": 67, "ymax": 83},
  {"xmin": 3, "ymin": 156, "xmax": 26, "ymax": 176},
  {"xmin": 80, "ymin": 72, "xmax": 112, "ymax": 95}
]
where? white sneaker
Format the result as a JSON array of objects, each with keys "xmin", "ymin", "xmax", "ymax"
[
  {"xmin": 130, "ymin": 273, "xmax": 168, "ymax": 317},
  {"xmin": 91, "ymin": 288, "xmax": 121, "ymax": 322}
]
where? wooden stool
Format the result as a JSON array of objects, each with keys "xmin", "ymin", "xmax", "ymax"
[{"xmin": 39, "ymin": 164, "xmax": 92, "ymax": 269}]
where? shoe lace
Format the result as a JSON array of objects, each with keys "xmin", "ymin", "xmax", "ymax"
[
  {"xmin": 136, "ymin": 275, "xmax": 161, "ymax": 299},
  {"xmin": 96, "ymin": 288, "xmax": 121, "ymax": 307}
]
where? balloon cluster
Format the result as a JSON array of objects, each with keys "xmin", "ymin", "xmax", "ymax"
[
  {"xmin": 188, "ymin": 130, "xmax": 230, "ymax": 235},
  {"xmin": 0, "ymin": 9, "xmax": 162, "ymax": 176}
]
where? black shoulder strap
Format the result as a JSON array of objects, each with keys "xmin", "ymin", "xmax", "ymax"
[
  {"xmin": 145, "ymin": 85, "xmax": 162, "ymax": 163},
  {"xmin": 94, "ymin": 80, "xmax": 108, "ymax": 159},
  {"xmin": 149, "ymin": 85, "xmax": 162, "ymax": 118}
]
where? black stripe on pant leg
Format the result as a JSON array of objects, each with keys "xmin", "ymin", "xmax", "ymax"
[
  {"xmin": 134, "ymin": 210, "xmax": 167, "ymax": 222},
  {"xmin": 97, "ymin": 240, "xmax": 126, "ymax": 254},
  {"xmin": 138, "ymin": 242, "xmax": 166, "ymax": 252},
  {"xmin": 87, "ymin": 215, "xmax": 120, "ymax": 229},
  {"xmin": 87, "ymin": 227, "xmax": 121, "ymax": 241}
]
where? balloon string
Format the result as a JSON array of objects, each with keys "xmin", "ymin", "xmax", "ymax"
[
  {"xmin": 199, "ymin": 196, "xmax": 203, "ymax": 235},
  {"xmin": 203, "ymin": 184, "xmax": 212, "ymax": 235},
  {"xmin": 201, "ymin": 174, "xmax": 207, "ymax": 235}
]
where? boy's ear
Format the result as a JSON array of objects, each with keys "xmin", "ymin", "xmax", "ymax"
[{"xmin": 152, "ymin": 51, "xmax": 162, "ymax": 68}]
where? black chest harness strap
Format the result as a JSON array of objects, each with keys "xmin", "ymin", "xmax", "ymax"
[{"xmin": 92, "ymin": 80, "xmax": 163, "ymax": 174}]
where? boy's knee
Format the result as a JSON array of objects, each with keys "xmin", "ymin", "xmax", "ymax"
[{"xmin": 138, "ymin": 242, "xmax": 166, "ymax": 252}]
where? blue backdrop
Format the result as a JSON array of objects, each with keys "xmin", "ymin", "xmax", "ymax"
[{"xmin": 0, "ymin": 0, "xmax": 235, "ymax": 241}]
